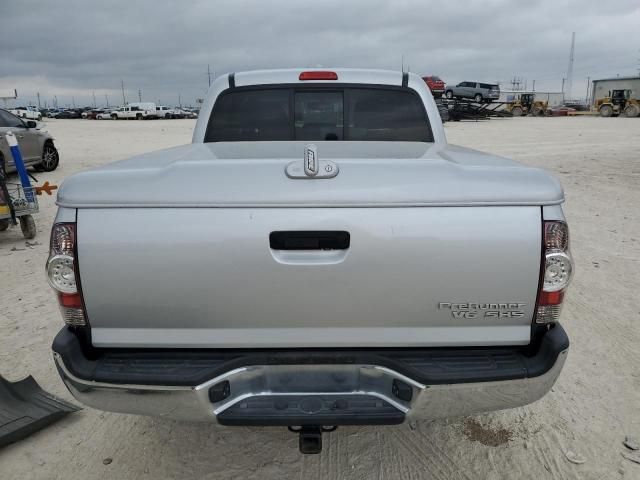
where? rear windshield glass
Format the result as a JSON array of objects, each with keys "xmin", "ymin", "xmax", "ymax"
[
  {"xmin": 205, "ymin": 87, "xmax": 432, "ymax": 142},
  {"xmin": 479, "ymin": 83, "xmax": 499, "ymax": 90}
]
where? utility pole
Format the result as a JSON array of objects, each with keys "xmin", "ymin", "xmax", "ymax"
[
  {"xmin": 561, "ymin": 78, "xmax": 565, "ymax": 102},
  {"xmin": 138, "ymin": 89, "xmax": 142, "ymax": 102},
  {"xmin": 401, "ymin": 54, "xmax": 405, "ymax": 72},
  {"xmin": 92, "ymin": 91, "xmax": 97, "ymax": 108},
  {"xmin": 105, "ymin": 94, "xmax": 110, "ymax": 108},
  {"xmin": 207, "ymin": 64, "xmax": 212, "ymax": 87},
  {"xmin": 585, "ymin": 76, "xmax": 590, "ymax": 104},
  {"xmin": 178, "ymin": 94, "xmax": 182, "ymax": 108},
  {"xmin": 565, "ymin": 32, "xmax": 575, "ymax": 101},
  {"xmin": 54, "ymin": 95, "xmax": 58, "ymax": 108},
  {"xmin": 121, "ymin": 79, "xmax": 126, "ymax": 105},
  {"xmin": 532, "ymin": 80, "xmax": 536, "ymax": 92},
  {"xmin": 72, "ymin": 96, "xmax": 76, "ymax": 108},
  {"xmin": 37, "ymin": 92, "xmax": 41, "ymax": 109}
]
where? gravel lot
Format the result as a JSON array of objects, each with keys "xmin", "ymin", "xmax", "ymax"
[{"xmin": 1, "ymin": 117, "xmax": 639, "ymax": 479}]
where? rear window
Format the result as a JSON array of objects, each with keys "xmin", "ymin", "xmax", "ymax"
[
  {"xmin": 205, "ymin": 86, "xmax": 432, "ymax": 142},
  {"xmin": 479, "ymin": 83, "xmax": 499, "ymax": 90}
]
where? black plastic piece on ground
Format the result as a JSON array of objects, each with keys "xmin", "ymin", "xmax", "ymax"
[
  {"xmin": 208, "ymin": 380, "xmax": 230, "ymax": 403},
  {"xmin": 217, "ymin": 394, "xmax": 404, "ymax": 427},
  {"xmin": 392, "ymin": 379, "xmax": 413, "ymax": 402},
  {"xmin": 0, "ymin": 375, "xmax": 80, "ymax": 447},
  {"xmin": 52, "ymin": 324, "xmax": 568, "ymax": 387},
  {"xmin": 299, "ymin": 426, "xmax": 323, "ymax": 454}
]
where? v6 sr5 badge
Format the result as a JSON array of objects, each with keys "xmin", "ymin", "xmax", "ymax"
[{"xmin": 438, "ymin": 302, "xmax": 526, "ymax": 319}]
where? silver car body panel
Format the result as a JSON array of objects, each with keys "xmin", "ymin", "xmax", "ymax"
[
  {"xmin": 77, "ymin": 205, "xmax": 541, "ymax": 348},
  {"xmin": 53, "ymin": 349, "xmax": 567, "ymax": 422},
  {"xmin": 56, "ymin": 142, "xmax": 563, "ymax": 208},
  {"xmin": 52, "ymin": 69, "xmax": 566, "ymax": 350}
]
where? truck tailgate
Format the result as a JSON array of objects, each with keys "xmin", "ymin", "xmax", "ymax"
[{"xmin": 77, "ymin": 206, "xmax": 541, "ymax": 348}]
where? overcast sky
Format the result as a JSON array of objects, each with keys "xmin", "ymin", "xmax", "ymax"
[{"xmin": 1, "ymin": 0, "xmax": 639, "ymax": 108}]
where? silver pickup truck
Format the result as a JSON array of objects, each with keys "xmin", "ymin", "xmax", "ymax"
[{"xmin": 48, "ymin": 69, "xmax": 572, "ymax": 454}]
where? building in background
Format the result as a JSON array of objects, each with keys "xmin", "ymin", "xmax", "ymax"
[
  {"xmin": 1, "ymin": 89, "xmax": 18, "ymax": 108},
  {"xmin": 590, "ymin": 77, "xmax": 640, "ymax": 105}
]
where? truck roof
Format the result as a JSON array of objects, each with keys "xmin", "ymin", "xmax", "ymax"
[{"xmin": 226, "ymin": 68, "xmax": 409, "ymax": 87}]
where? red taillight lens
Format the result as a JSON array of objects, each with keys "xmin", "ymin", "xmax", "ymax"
[
  {"xmin": 299, "ymin": 71, "xmax": 338, "ymax": 81},
  {"xmin": 47, "ymin": 222, "xmax": 88, "ymax": 327},
  {"xmin": 535, "ymin": 221, "xmax": 573, "ymax": 324}
]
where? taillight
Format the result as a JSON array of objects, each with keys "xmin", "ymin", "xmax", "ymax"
[
  {"xmin": 535, "ymin": 221, "xmax": 573, "ymax": 324},
  {"xmin": 299, "ymin": 71, "xmax": 338, "ymax": 81},
  {"xmin": 46, "ymin": 222, "xmax": 88, "ymax": 326}
]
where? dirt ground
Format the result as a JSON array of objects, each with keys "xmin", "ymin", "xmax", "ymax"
[{"xmin": 0, "ymin": 116, "xmax": 639, "ymax": 479}]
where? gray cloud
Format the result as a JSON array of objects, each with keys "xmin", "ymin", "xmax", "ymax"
[{"xmin": 1, "ymin": 0, "xmax": 639, "ymax": 107}]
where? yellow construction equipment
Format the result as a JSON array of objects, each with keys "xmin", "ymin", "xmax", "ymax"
[
  {"xmin": 595, "ymin": 90, "xmax": 640, "ymax": 117},
  {"xmin": 505, "ymin": 93, "xmax": 549, "ymax": 117}
]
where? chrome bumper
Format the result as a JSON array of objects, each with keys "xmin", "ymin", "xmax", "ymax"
[{"xmin": 53, "ymin": 349, "xmax": 567, "ymax": 423}]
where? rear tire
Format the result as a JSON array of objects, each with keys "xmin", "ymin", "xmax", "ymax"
[
  {"xmin": 111, "ymin": 114, "xmax": 118, "ymax": 120},
  {"xmin": 445, "ymin": 90, "xmax": 453, "ymax": 99},
  {"xmin": 599, "ymin": 105, "xmax": 613, "ymax": 117},
  {"xmin": 19, "ymin": 215, "xmax": 36, "ymax": 239},
  {"xmin": 623, "ymin": 104, "xmax": 640, "ymax": 118},
  {"xmin": 38, "ymin": 142, "xmax": 59, "ymax": 172},
  {"xmin": 511, "ymin": 106, "xmax": 523, "ymax": 117},
  {"xmin": 474, "ymin": 93, "xmax": 483, "ymax": 103},
  {"xmin": 136, "ymin": 113, "xmax": 143, "ymax": 120}
]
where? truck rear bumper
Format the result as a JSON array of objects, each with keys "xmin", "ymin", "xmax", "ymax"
[{"xmin": 52, "ymin": 325, "xmax": 568, "ymax": 424}]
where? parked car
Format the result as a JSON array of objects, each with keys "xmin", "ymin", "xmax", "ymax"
[
  {"xmin": 422, "ymin": 75, "xmax": 446, "ymax": 97},
  {"xmin": 83, "ymin": 108, "xmax": 109, "ymax": 120},
  {"xmin": 9, "ymin": 106, "xmax": 42, "ymax": 121},
  {"xmin": 445, "ymin": 81, "xmax": 500, "ymax": 103},
  {"xmin": 180, "ymin": 108, "xmax": 198, "ymax": 119},
  {"xmin": 95, "ymin": 109, "xmax": 114, "ymax": 120},
  {"xmin": 110, "ymin": 105, "xmax": 156, "ymax": 120},
  {"xmin": 44, "ymin": 109, "xmax": 64, "ymax": 118},
  {"xmin": 155, "ymin": 105, "xmax": 183, "ymax": 119},
  {"xmin": 0, "ymin": 108, "xmax": 59, "ymax": 172},
  {"xmin": 54, "ymin": 109, "xmax": 82, "ymax": 119},
  {"xmin": 49, "ymin": 69, "xmax": 571, "ymax": 455}
]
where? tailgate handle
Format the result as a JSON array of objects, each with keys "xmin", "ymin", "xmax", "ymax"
[{"xmin": 270, "ymin": 231, "xmax": 350, "ymax": 250}]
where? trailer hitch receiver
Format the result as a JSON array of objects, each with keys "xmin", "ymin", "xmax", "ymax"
[{"xmin": 289, "ymin": 425, "xmax": 337, "ymax": 454}]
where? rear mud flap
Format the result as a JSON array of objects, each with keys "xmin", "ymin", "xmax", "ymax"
[{"xmin": 0, "ymin": 375, "xmax": 80, "ymax": 447}]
